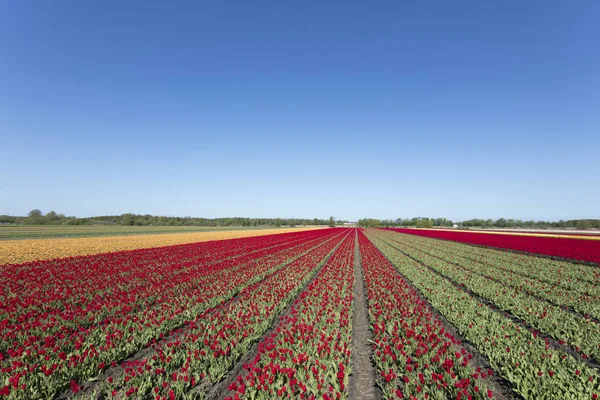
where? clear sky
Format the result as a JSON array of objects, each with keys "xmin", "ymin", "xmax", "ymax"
[{"xmin": 1, "ymin": 1, "xmax": 598, "ymax": 221}]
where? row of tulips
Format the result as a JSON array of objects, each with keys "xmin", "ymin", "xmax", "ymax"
[
  {"xmin": 366, "ymin": 230, "xmax": 600, "ymax": 399},
  {"xmin": 460, "ymin": 229, "xmax": 600, "ymax": 238},
  {"xmin": 384, "ymin": 232, "xmax": 600, "ymax": 321},
  {"xmin": 387, "ymin": 228, "xmax": 600, "ymax": 264},
  {"xmin": 88, "ymin": 230, "xmax": 352, "ymax": 399},
  {"xmin": 392, "ymin": 231, "xmax": 600, "ymax": 294},
  {"xmin": 1, "ymin": 228, "xmax": 327, "ymax": 349},
  {"xmin": 227, "ymin": 230, "xmax": 356, "ymax": 400},
  {"xmin": 1, "ymin": 229, "xmax": 328, "ymax": 331},
  {"xmin": 387, "ymin": 230, "xmax": 600, "ymax": 296},
  {"xmin": 0, "ymin": 229, "xmax": 343, "ymax": 399},
  {"xmin": 0, "ymin": 227, "xmax": 316, "ymax": 265},
  {"xmin": 374, "ymin": 230, "xmax": 600, "ymax": 362},
  {"xmin": 358, "ymin": 230, "xmax": 493, "ymax": 399}
]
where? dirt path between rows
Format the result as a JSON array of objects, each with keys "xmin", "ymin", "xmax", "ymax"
[{"xmin": 349, "ymin": 232, "xmax": 380, "ymax": 400}]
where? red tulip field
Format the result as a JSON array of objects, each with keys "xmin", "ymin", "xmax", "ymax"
[
  {"xmin": 387, "ymin": 228, "xmax": 600, "ymax": 264},
  {"xmin": 1, "ymin": 228, "xmax": 600, "ymax": 399}
]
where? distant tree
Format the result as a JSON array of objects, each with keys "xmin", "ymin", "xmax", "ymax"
[
  {"xmin": 416, "ymin": 218, "xmax": 434, "ymax": 228},
  {"xmin": 134, "ymin": 217, "xmax": 147, "ymax": 226},
  {"xmin": 0, "ymin": 215, "xmax": 17, "ymax": 224},
  {"xmin": 433, "ymin": 217, "xmax": 453, "ymax": 227},
  {"xmin": 328, "ymin": 216, "xmax": 335, "ymax": 227},
  {"xmin": 575, "ymin": 220, "xmax": 592, "ymax": 230},
  {"xmin": 121, "ymin": 213, "xmax": 135, "ymax": 226},
  {"xmin": 358, "ymin": 218, "xmax": 381, "ymax": 228},
  {"xmin": 495, "ymin": 218, "xmax": 507, "ymax": 228},
  {"xmin": 28, "ymin": 209, "xmax": 43, "ymax": 217}
]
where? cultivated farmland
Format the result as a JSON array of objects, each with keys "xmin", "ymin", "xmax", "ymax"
[
  {"xmin": 1, "ymin": 228, "xmax": 600, "ymax": 399},
  {"xmin": 0, "ymin": 227, "xmax": 322, "ymax": 265}
]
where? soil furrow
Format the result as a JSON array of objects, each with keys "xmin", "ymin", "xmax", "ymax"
[{"xmin": 349, "ymin": 231, "xmax": 380, "ymax": 400}]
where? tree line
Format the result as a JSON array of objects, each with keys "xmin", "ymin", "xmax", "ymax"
[
  {"xmin": 0, "ymin": 210, "xmax": 339, "ymax": 227},
  {"xmin": 358, "ymin": 217, "xmax": 600, "ymax": 230},
  {"xmin": 358, "ymin": 217, "xmax": 452, "ymax": 228},
  {"xmin": 2, "ymin": 211, "xmax": 598, "ymax": 230}
]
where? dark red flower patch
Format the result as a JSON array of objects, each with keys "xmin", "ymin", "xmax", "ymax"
[{"xmin": 0, "ymin": 228, "xmax": 343, "ymax": 399}]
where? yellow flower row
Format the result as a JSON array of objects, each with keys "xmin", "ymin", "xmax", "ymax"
[{"xmin": 0, "ymin": 227, "xmax": 323, "ymax": 265}]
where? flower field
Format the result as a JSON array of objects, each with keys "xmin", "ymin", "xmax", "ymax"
[
  {"xmin": 226, "ymin": 230, "xmax": 355, "ymax": 399},
  {"xmin": 367, "ymin": 229, "xmax": 600, "ymax": 399},
  {"xmin": 0, "ymin": 227, "xmax": 321, "ymax": 265},
  {"xmin": 388, "ymin": 228, "xmax": 600, "ymax": 264},
  {"xmin": 455, "ymin": 229, "xmax": 600, "ymax": 239},
  {"xmin": 358, "ymin": 231, "xmax": 494, "ymax": 399},
  {"xmin": 1, "ymin": 227, "xmax": 599, "ymax": 399}
]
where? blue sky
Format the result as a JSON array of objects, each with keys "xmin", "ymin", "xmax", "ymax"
[{"xmin": 1, "ymin": 1, "xmax": 598, "ymax": 221}]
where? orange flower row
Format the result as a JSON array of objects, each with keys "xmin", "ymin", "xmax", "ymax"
[{"xmin": 0, "ymin": 227, "xmax": 323, "ymax": 265}]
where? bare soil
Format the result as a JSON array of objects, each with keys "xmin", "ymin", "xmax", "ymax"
[{"xmin": 348, "ymin": 232, "xmax": 380, "ymax": 400}]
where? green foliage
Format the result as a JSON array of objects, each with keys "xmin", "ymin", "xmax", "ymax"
[
  {"xmin": 575, "ymin": 220, "xmax": 592, "ymax": 230},
  {"xmin": 1, "ymin": 211, "xmax": 332, "ymax": 227},
  {"xmin": 415, "ymin": 218, "xmax": 434, "ymax": 228},
  {"xmin": 358, "ymin": 219, "xmax": 381, "ymax": 228},
  {"xmin": 361, "ymin": 217, "xmax": 453, "ymax": 228},
  {"xmin": 5, "ymin": 209, "xmax": 600, "ymax": 230},
  {"xmin": 28, "ymin": 209, "xmax": 43, "ymax": 217},
  {"xmin": 358, "ymin": 216, "xmax": 600, "ymax": 230},
  {"xmin": 461, "ymin": 218, "xmax": 600, "ymax": 230},
  {"xmin": 0, "ymin": 215, "xmax": 18, "ymax": 224}
]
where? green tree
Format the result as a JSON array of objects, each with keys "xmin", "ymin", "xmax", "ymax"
[
  {"xmin": 416, "ymin": 218, "xmax": 433, "ymax": 228},
  {"xmin": 358, "ymin": 218, "xmax": 381, "ymax": 228},
  {"xmin": 328, "ymin": 216, "xmax": 335, "ymax": 227},
  {"xmin": 495, "ymin": 218, "xmax": 507, "ymax": 228},
  {"xmin": 575, "ymin": 220, "xmax": 591, "ymax": 230},
  {"xmin": 121, "ymin": 213, "xmax": 135, "ymax": 226},
  {"xmin": 28, "ymin": 209, "xmax": 43, "ymax": 217},
  {"xmin": 45, "ymin": 211, "xmax": 58, "ymax": 222}
]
